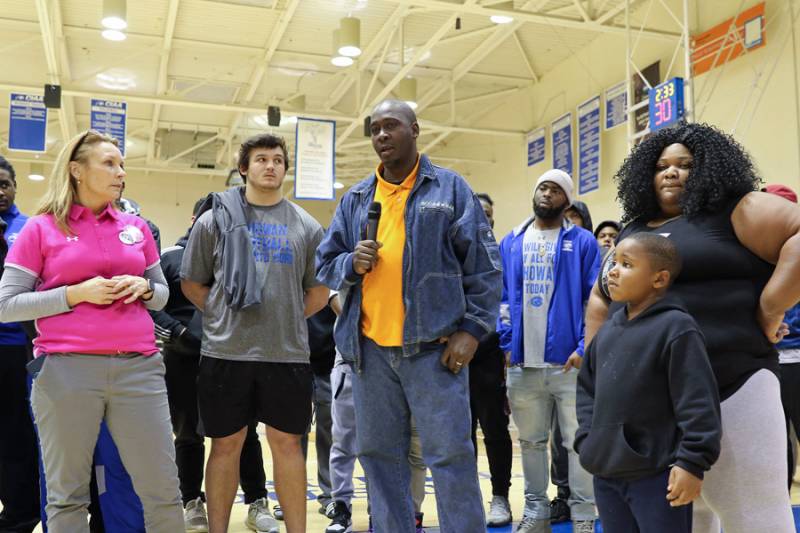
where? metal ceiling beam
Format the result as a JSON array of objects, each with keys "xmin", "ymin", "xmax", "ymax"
[
  {"xmin": 218, "ymin": 0, "xmax": 302, "ymax": 163},
  {"xmin": 334, "ymin": 10, "xmax": 462, "ymax": 146},
  {"xmin": 324, "ymin": 4, "xmax": 410, "ymax": 110},
  {"xmin": 0, "ymin": 83, "xmax": 526, "ymax": 138},
  {"xmin": 34, "ymin": 0, "xmax": 76, "ymax": 142},
  {"xmin": 386, "ymin": 0, "xmax": 681, "ymax": 41},
  {"xmin": 147, "ymin": 0, "xmax": 181, "ymax": 165}
]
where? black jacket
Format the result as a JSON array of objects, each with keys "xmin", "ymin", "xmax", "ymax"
[
  {"xmin": 575, "ymin": 295, "xmax": 721, "ymax": 480},
  {"xmin": 151, "ymin": 232, "xmax": 202, "ymax": 354}
]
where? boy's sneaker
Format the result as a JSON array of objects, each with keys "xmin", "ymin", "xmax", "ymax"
[
  {"xmin": 549, "ymin": 497, "xmax": 570, "ymax": 524},
  {"xmin": 325, "ymin": 501, "xmax": 353, "ymax": 533},
  {"xmin": 415, "ymin": 511, "xmax": 426, "ymax": 533},
  {"xmin": 516, "ymin": 516, "xmax": 551, "ymax": 533},
  {"xmin": 273, "ymin": 504, "xmax": 283, "ymax": 520},
  {"xmin": 573, "ymin": 520, "xmax": 596, "ymax": 533},
  {"xmin": 184, "ymin": 497, "xmax": 209, "ymax": 533},
  {"xmin": 245, "ymin": 498, "xmax": 279, "ymax": 533},
  {"xmin": 486, "ymin": 495, "xmax": 512, "ymax": 527}
]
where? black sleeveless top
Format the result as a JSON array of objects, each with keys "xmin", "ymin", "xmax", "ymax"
[{"xmin": 609, "ymin": 200, "xmax": 778, "ymax": 400}]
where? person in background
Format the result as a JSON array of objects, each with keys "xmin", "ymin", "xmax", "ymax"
[
  {"xmin": 762, "ymin": 184, "xmax": 800, "ymax": 491},
  {"xmin": 0, "ymin": 155, "xmax": 39, "ymax": 533},
  {"xmin": 316, "ymin": 99, "xmax": 502, "ymax": 533},
  {"xmin": 551, "ymin": 198, "xmax": 593, "ymax": 522},
  {"xmin": 0, "ymin": 129, "xmax": 182, "ymax": 532},
  {"xmin": 471, "ymin": 192, "xmax": 514, "ymax": 528},
  {"xmin": 151, "ymin": 197, "xmax": 272, "ymax": 533},
  {"xmin": 498, "ymin": 169, "xmax": 599, "ymax": 533},
  {"xmin": 593, "ymin": 220, "xmax": 621, "ymax": 254}
]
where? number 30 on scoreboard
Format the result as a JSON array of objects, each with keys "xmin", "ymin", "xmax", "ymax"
[{"xmin": 648, "ymin": 77, "xmax": 685, "ymax": 132}]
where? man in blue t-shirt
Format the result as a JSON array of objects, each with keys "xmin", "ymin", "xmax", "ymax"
[{"xmin": 0, "ymin": 156, "xmax": 39, "ymax": 532}]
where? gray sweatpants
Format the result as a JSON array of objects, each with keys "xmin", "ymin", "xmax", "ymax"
[
  {"xmin": 329, "ymin": 361, "xmax": 427, "ymax": 511},
  {"xmin": 692, "ymin": 370, "xmax": 794, "ymax": 533},
  {"xmin": 30, "ymin": 353, "xmax": 183, "ymax": 533}
]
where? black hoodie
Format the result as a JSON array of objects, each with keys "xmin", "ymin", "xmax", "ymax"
[
  {"xmin": 575, "ymin": 295, "xmax": 721, "ymax": 480},
  {"xmin": 150, "ymin": 230, "xmax": 202, "ymax": 354}
]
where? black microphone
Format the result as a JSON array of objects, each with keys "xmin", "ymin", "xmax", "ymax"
[{"xmin": 366, "ymin": 201, "xmax": 381, "ymax": 242}]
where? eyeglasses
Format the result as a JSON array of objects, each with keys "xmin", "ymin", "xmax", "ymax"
[{"xmin": 68, "ymin": 131, "xmax": 91, "ymax": 162}]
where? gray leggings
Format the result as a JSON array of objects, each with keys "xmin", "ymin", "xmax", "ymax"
[
  {"xmin": 692, "ymin": 370, "xmax": 794, "ymax": 533},
  {"xmin": 31, "ymin": 353, "xmax": 183, "ymax": 533}
]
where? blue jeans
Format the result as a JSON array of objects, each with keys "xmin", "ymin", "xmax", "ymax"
[
  {"xmin": 506, "ymin": 366, "xmax": 596, "ymax": 521},
  {"xmin": 351, "ymin": 338, "xmax": 485, "ymax": 533},
  {"xmin": 594, "ymin": 470, "xmax": 692, "ymax": 533}
]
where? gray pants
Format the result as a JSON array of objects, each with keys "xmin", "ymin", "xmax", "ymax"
[
  {"xmin": 692, "ymin": 370, "xmax": 794, "ymax": 533},
  {"xmin": 31, "ymin": 353, "xmax": 182, "ymax": 533},
  {"xmin": 329, "ymin": 362, "xmax": 427, "ymax": 511},
  {"xmin": 302, "ymin": 372, "xmax": 333, "ymax": 509}
]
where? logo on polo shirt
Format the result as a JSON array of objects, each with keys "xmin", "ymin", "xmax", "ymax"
[{"xmin": 66, "ymin": 236, "xmax": 79, "ymax": 242}]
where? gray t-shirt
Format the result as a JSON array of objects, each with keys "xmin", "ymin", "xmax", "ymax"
[
  {"xmin": 181, "ymin": 199, "xmax": 324, "ymax": 363},
  {"xmin": 522, "ymin": 225, "xmax": 559, "ymax": 368}
]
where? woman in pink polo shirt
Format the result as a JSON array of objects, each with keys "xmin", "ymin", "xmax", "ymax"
[{"xmin": 0, "ymin": 130, "xmax": 182, "ymax": 532}]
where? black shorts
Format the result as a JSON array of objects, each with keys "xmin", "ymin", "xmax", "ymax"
[{"xmin": 197, "ymin": 357, "xmax": 313, "ymax": 438}]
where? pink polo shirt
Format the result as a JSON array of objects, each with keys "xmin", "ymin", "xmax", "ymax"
[{"xmin": 6, "ymin": 203, "xmax": 160, "ymax": 356}]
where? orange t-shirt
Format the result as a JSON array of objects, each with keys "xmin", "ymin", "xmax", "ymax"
[{"xmin": 360, "ymin": 157, "xmax": 420, "ymax": 346}]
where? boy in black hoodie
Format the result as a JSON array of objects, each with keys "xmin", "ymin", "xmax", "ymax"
[{"xmin": 575, "ymin": 233, "xmax": 721, "ymax": 533}]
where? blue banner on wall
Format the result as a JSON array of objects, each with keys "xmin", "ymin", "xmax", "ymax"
[
  {"xmin": 9, "ymin": 93, "xmax": 47, "ymax": 152},
  {"xmin": 578, "ymin": 95, "xmax": 601, "ymax": 195},
  {"xmin": 551, "ymin": 113, "xmax": 572, "ymax": 176},
  {"xmin": 90, "ymin": 99, "xmax": 127, "ymax": 156},
  {"xmin": 605, "ymin": 81, "xmax": 627, "ymax": 131},
  {"xmin": 527, "ymin": 127, "xmax": 545, "ymax": 166}
]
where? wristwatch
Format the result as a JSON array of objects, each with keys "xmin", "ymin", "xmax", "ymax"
[{"xmin": 142, "ymin": 278, "xmax": 154, "ymax": 300}]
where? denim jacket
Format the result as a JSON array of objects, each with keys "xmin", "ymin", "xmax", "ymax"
[{"xmin": 315, "ymin": 154, "xmax": 502, "ymax": 368}]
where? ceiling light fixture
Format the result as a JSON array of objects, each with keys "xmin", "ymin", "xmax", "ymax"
[
  {"xmin": 397, "ymin": 77, "xmax": 418, "ymax": 110},
  {"xmin": 490, "ymin": 14, "xmax": 514, "ymax": 24},
  {"xmin": 28, "ymin": 163, "xmax": 45, "ymax": 181},
  {"xmin": 101, "ymin": 29, "xmax": 127, "ymax": 41},
  {"xmin": 338, "ymin": 17, "xmax": 362, "ymax": 57},
  {"xmin": 331, "ymin": 29, "xmax": 354, "ymax": 67},
  {"xmin": 102, "ymin": 0, "xmax": 127, "ymax": 30}
]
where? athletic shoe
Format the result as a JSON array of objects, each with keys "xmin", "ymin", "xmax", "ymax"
[
  {"xmin": 273, "ymin": 504, "xmax": 283, "ymax": 521},
  {"xmin": 486, "ymin": 495, "xmax": 512, "ymax": 527},
  {"xmin": 573, "ymin": 520, "xmax": 596, "ymax": 533},
  {"xmin": 184, "ymin": 497, "xmax": 209, "ymax": 533},
  {"xmin": 245, "ymin": 498, "xmax": 279, "ymax": 533},
  {"xmin": 415, "ymin": 511, "xmax": 426, "ymax": 533},
  {"xmin": 324, "ymin": 500, "xmax": 338, "ymax": 518},
  {"xmin": 549, "ymin": 497, "xmax": 570, "ymax": 524},
  {"xmin": 325, "ymin": 501, "xmax": 353, "ymax": 533},
  {"xmin": 516, "ymin": 516, "xmax": 551, "ymax": 533}
]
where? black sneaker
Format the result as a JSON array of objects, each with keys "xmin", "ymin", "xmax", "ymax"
[
  {"xmin": 325, "ymin": 501, "xmax": 352, "ymax": 533},
  {"xmin": 549, "ymin": 497, "xmax": 570, "ymax": 524}
]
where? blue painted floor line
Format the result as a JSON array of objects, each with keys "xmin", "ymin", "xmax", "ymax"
[{"xmin": 353, "ymin": 506, "xmax": 800, "ymax": 532}]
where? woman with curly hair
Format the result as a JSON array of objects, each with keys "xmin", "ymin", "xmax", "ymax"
[{"xmin": 584, "ymin": 122, "xmax": 798, "ymax": 532}]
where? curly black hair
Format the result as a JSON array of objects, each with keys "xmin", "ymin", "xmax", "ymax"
[{"xmin": 614, "ymin": 122, "xmax": 760, "ymax": 223}]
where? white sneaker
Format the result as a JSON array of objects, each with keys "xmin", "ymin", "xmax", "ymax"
[
  {"xmin": 573, "ymin": 520, "xmax": 596, "ymax": 533},
  {"xmin": 516, "ymin": 516, "xmax": 551, "ymax": 533},
  {"xmin": 245, "ymin": 497, "xmax": 279, "ymax": 533},
  {"xmin": 184, "ymin": 497, "xmax": 209, "ymax": 533},
  {"xmin": 486, "ymin": 495, "xmax": 512, "ymax": 527}
]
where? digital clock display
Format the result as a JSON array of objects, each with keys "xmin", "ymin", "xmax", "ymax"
[{"xmin": 649, "ymin": 77, "xmax": 685, "ymax": 131}]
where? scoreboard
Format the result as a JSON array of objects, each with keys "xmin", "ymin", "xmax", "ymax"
[{"xmin": 649, "ymin": 77, "xmax": 685, "ymax": 131}]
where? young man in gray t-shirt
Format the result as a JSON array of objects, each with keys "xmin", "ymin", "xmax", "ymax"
[{"xmin": 181, "ymin": 133, "xmax": 329, "ymax": 533}]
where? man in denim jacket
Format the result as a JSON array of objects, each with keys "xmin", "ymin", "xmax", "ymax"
[{"xmin": 316, "ymin": 100, "xmax": 502, "ymax": 533}]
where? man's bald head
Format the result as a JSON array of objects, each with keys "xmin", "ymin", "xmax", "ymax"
[{"xmin": 371, "ymin": 99, "xmax": 417, "ymax": 126}]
